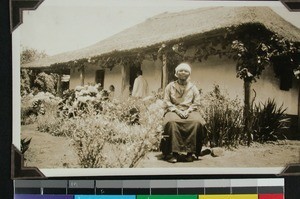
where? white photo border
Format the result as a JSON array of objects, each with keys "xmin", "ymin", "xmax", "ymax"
[{"xmin": 12, "ymin": 0, "xmax": 299, "ymax": 177}]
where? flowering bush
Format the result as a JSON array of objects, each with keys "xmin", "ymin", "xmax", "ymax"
[
  {"xmin": 33, "ymin": 92, "xmax": 61, "ymax": 133},
  {"xmin": 70, "ymin": 97, "xmax": 164, "ymax": 168},
  {"xmin": 34, "ymin": 84, "xmax": 164, "ymax": 168},
  {"xmin": 34, "ymin": 72, "xmax": 58, "ymax": 94},
  {"xmin": 21, "ymin": 91, "xmax": 61, "ymax": 125},
  {"xmin": 57, "ymin": 84, "xmax": 108, "ymax": 118},
  {"xmin": 26, "ymin": 81, "xmax": 291, "ymax": 168}
]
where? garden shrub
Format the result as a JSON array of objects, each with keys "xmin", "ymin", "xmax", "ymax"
[
  {"xmin": 34, "ymin": 93, "xmax": 61, "ymax": 133},
  {"xmin": 27, "ymin": 82, "xmax": 290, "ymax": 168},
  {"xmin": 252, "ymin": 98, "xmax": 289, "ymax": 142},
  {"xmin": 34, "ymin": 84, "xmax": 164, "ymax": 168},
  {"xmin": 57, "ymin": 84, "xmax": 108, "ymax": 118},
  {"xmin": 21, "ymin": 94, "xmax": 35, "ymax": 125},
  {"xmin": 34, "ymin": 72, "xmax": 58, "ymax": 94},
  {"xmin": 69, "ymin": 115, "xmax": 109, "ymax": 168},
  {"xmin": 33, "ymin": 83, "xmax": 286, "ymax": 166},
  {"xmin": 201, "ymin": 85, "xmax": 245, "ymax": 148},
  {"xmin": 20, "ymin": 69, "xmax": 34, "ymax": 96},
  {"xmin": 69, "ymin": 98, "xmax": 164, "ymax": 168},
  {"xmin": 20, "ymin": 137, "xmax": 32, "ymax": 154},
  {"xmin": 35, "ymin": 102, "xmax": 62, "ymax": 135},
  {"xmin": 21, "ymin": 91, "xmax": 60, "ymax": 125}
]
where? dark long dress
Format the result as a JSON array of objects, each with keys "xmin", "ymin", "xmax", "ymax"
[{"xmin": 162, "ymin": 81, "xmax": 206, "ymax": 157}]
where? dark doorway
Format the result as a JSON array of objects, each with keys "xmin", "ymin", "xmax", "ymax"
[
  {"xmin": 95, "ymin": 70, "xmax": 105, "ymax": 87},
  {"xmin": 61, "ymin": 74, "xmax": 70, "ymax": 92},
  {"xmin": 129, "ymin": 66, "xmax": 141, "ymax": 94}
]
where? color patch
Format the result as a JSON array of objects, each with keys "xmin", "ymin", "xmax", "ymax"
[
  {"xmin": 258, "ymin": 194, "xmax": 284, "ymax": 199},
  {"xmin": 15, "ymin": 180, "xmax": 42, "ymax": 194},
  {"xmin": 123, "ymin": 180, "xmax": 150, "ymax": 188},
  {"xmin": 150, "ymin": 180, "xmax": 177, "ymax": 188},
  {"xmin": 177, "ymin": 180, "xmax": 205, "ymax": 194},
  {"xmin": 258, "ymin": 186, "xmax": 284, "ymax": 194},
  {"xmin": 42, "ymin": 180, "xmax": 68, "ymax": 194},
  {"xmin": 150, "ymin": 188, "xmax": 177, "ymax": 194},
  {"xmin": 15, "ymin": 180, "xmax": 42, "ymax": 188},
  {"xmin": 178, "ymin": 187, "xmax": 205, "ymax": 194},
  {"xmin": 96, "ymin": 188, "xmax": 122, "ymax": 195},
  {"xmin": 231, "ymin": 187, "xmax": 257, "ymax": 194},
  {"xmin": 14, "ymin": 194, "xmax": 73, "ymax": 199},
  {"xmin": 68, "ymin": 188, "xmax": 95, "ymax": 195},
  {"xmin": 96, "ymin": 180, "xmax": 123, "ymax": 195},
  {"xmin": 69, "ymin": 180, "xmax": 94, "ymax": 188},
  {"xmin": 230, "ymin": 179, "xmax": 258, "ymax": 187},
  {"xmin": 177, "ymin": 180, "xmax": 205, "ymax": 188},
  {"xmin": 96, "ymin": 180, "xmax": 123, "ymax": 188},
  {"xmin": 42, "ymin": 180, "xmax": 68, "ymax": 188},
  {"xmin": 137, "ymin": 195, "xmax": 197, "ymax": 199},
  {"xmin": 199, "ymin": 196, "xmax": 226, "ymax": 199},
  {"xmin": 69, "ymin": 180, "xmax": 95, "ymax": 194},
  {"xmin": 123, "ymin": 180, "xmax": 151, "ymax": 195},
  {"xmin": 43, "ymin": 188, "xmax": 67, "ymax": 194},
  {"xmin": 123, "ymin": 188, "xmax": 150, "ymax": 195},
  {"xmin": 257, "ymin": 179, "xmax": 284, "ymax": 187},
  {"xmin": 204, "ymin": 180, "xmax": 231, "ymax": 188},
  {"xmin": 15, "ymin": 188, "xmax": 41, "ymax": 194},
  {"xmin": 205, "ymin": 187, "xmax": 230, "ymax": 194},
  {"xmin": 230, "ymin": 195, "xmax": 258, "ymax": 199},
  {"xmin": 199, "ymin": 194, "xmax": 258, "ymax": 199},
  {"xmin": 74, "ymin": 196, "xmax": 135, "ymax": 199}
]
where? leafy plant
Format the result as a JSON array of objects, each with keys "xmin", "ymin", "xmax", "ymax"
[
  {"xmin": 22, "ymin": 91, "xmax": 61, "ymax": 125},
  {"xmin": 201, "ymin": 85, "xmax": 245, "ymax": 148},
  {"xmin": 35, "ymin": 103, "xmax": 62, "ymax": 135},
  {"xmin": 57, "ymin": 84, "xmax": 107, "ymax": 118},
  {"xmin": 34, "ymin": 72, "xmax": 58, "ymax": 94},
  {"xmin": 20, "ymin": 69, "xmax": 35, "ymax": 96},
  {"xmin": 21, "ymin": 46, "xmax": 48, "ymax": 65},
  {"xmin": 229, "ymin": 24, "xmax": 300, "ymax": 146},
  {"xmin": 252, "ymin": 98, "xmax": 289, "ymax": 142},
  {"xmin": 68, "ymin": 98, "xmax": 164, "ymax": 168},
  {"xmin": 35, "ymin": 90, "xmax": 164, "ymax": 168},
  {"xmin": 21, "ymin": 137, "xmax": 32, "ymax": 154}
]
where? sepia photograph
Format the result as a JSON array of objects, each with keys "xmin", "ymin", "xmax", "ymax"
[{"xmin": 13, "ymin": 0, "xmax": 300, "ymax": 176}]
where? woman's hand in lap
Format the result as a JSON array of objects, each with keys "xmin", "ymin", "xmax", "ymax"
[{"xmin": 175, "ymin": 109, "xmax": 189, "ymax": 119}]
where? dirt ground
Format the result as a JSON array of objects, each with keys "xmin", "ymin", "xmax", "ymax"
[
  {"xmin": 21, "ymin": 125, "xmax": 300, "ymax": 169},
  {"xmin": 21, "ymin": 125, "xmax": 80, "ymax": 168}
]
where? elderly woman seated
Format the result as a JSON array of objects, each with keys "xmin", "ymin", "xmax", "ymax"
[{"xmin": 162, "ymin": 63, "xmax": 206, "ymax": 163}]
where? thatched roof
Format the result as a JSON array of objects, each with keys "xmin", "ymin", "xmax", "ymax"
[{"xmin": 23, "ymin": 6, "xmax": 300, "ymax": 69}]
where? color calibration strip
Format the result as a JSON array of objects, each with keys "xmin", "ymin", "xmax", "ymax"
[{"xmin": 14, "ymin": 178, "xmax": 284, "ymax": 199}]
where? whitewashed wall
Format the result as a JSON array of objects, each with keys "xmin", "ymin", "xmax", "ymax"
[
  {"xmin": 252, "ymin": 66, "xmax": 298, "ymax": 115},
  {"xmin": 190, "ymin": 55, "xmax": 298, "ymax": 115},
  {"xmin": 69, "ymin": 55, "xmax": 298, "ymax": 115},
  {"xmin": 69, "ymin": 64, "xmax": 100, "ymax": 88},
  {"xmin": 103, "ymin": 64, "xmax": 122, "ymax": 98}
]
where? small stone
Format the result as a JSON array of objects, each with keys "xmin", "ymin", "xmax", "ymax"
[{"xmin": 211, "ymin": 147, "xmax": 224, "ymax": 157}]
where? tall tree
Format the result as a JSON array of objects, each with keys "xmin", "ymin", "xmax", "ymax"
[
  {"xmin": 21, "ymin": 46, "xmax": 48, "ymax": 65},
  {"xmin": 20, "ymin": 47, "xmax": 48, "ymax": 95}
]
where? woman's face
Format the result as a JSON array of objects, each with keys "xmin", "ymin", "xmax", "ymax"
[{"xmin": 176, "ymin": 69, "xmax": 190, "ymax": 81}]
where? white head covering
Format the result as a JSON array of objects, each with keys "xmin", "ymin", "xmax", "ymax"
[{"xmin": 175, "ymin": 63, "xmax": 191, "ymax": 77}]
